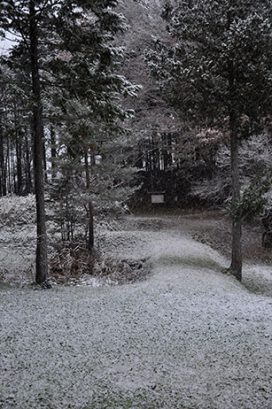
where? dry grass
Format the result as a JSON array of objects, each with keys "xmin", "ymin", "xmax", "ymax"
[{"xmin": 49, "ymin": 245, "xmax": 95, "ymax": 284}]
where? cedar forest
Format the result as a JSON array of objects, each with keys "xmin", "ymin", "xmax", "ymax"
[
  {"xmin": 1, "ymin": 0, "xmax": 272, "ymax": 283},
  {"xmin": 0, "ymin": 0, "xmax": 272, "ymax": 283},
  {"xmin": 1, "ymin": 1, "xmax": 272, "ymax": 409}
]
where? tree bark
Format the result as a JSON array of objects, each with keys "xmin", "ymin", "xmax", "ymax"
[
  {"xmin": 84, "ymin": 150, "xmax": 94, "ymax": 252},
  {"xmin": 13, "ymin": 104, "xmax": 23, "ymax": 195},
  {"xmin": 230, "ymin": 116, "xmax": 242, "ymax": 281},
  {"xmin": 11, "ymin": 150, "xmax": 16, "ymax": 193},
  {"xmin": 43, "ymin": 137, "xmax": 47, "ymax": 183},
  {"xmin": 24, "ymin": 129, "xmax": 32, "ymax": 194},
  {"xmin": 29, "ymin": 0, "xmax": 48, "ymax": 284},
  {"xmin": 16, "ymin": 134, "xmax": 23, "ymax": 195},
  {"xmin": 7, "ymin": 137, "xmax": 11, "ymax": 193},
  {"xmin": 228, "ymin": 69, "xmax": 242, "ymax": 280},
  {"xmin": 0, "ymin": 121, "xmax": 7, "ymax": 196},
  {"xmin": 50, "ymin": 126, "xmax": 57, "ymax": 181}
]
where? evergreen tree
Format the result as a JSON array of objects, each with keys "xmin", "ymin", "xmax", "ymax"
[
  {"xmin": 1, "ymin": 1, "xmax": 53, "ymax": 285},
  {"xmin": 146, "ymin": 0, "xmax": 272, "ymax": 280},
  {"xmin": 0, "ymin": 0, "xmax": 138, "ymax": 282},
  {"xmin": 44, "ymin": 1, "xmax": 138, "ymax": 252}
]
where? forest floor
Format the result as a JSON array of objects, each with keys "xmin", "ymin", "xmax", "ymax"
[
  {"xmin": 129, "ymin": 209, "xmax": 272, "ymax": 297},
  {"xmin": 1, "ymin": 203, "xmax": 272, "ymax": 409}
]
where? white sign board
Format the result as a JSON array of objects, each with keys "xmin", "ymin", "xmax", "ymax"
[{"xmin": 151, "ymin": 194, "xmax": 164, "ymax": 204}]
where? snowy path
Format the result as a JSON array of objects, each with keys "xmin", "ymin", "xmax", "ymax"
[{"xmin": 1, "ymin": 217, "xmax": 272, "ymax": 409}]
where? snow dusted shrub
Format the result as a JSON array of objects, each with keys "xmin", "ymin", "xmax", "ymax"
[
  {"xmin": 228, "ymin": 174, "xmax": 272, "ymax": 222},
  {"xmin": 49, "ymin": 240, "xmax": 149, "ymax": 286},
  {"xmin": 0, "ymin": 194, "xmax": 36, "ymax": 226},
  {"xmin": 49, "ymin": 244, "xmax": 96, "ymax": 284},
  {"xmin": 92, "ymin": 257, "xmax": 149, "ymax": 285}
]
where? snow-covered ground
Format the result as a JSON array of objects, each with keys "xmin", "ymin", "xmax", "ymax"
[{"xmin": 1, "ymin": 215, "xmax": 272, "ymax": 409}]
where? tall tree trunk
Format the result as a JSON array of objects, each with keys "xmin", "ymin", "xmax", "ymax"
[
  {"xmin": 50, "ymin": 126, "xmax": 57, "ymax": 181},
  {"xmin": 29, "ymin": 0, "xmax": 48, "ymax": 284},
  {"xmin": 43, "ymin": 138, "xmax": 47, "ymax": 183},
  {"xmin": 24, "ymin": 130, "xmax": 32, "ymax": 194},
  {"xmin": 84, "ymin": 150, "xmax": 94, "ymax": 252},
  {"xmin": 7, "ymin": 137, "xmax": 11, "ymax": 193},
  {"xmin": 12, "ymin": 151, "xmax": 16, "ymax": 193},
  {"xmin": 16, "ymin": 134, "xmax": 23, "ymax": 195},
  {"xmin": 14, "ymin": 105, "xmax": 23, "ymax": 195},
  {"xmin": 228, "ymin": 54, "xmax": 242, "ymax": 281},
  {"xmin": 230, "ymin": 116, "xmax": 242, "ymax": 281},
  {"xmin": 0, "ymin": 121, "xmax": 7, "ymax": 196}
]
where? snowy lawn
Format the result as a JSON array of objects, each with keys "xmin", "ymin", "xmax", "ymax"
[{"xmin": 1, "ymin": 217, "xmax": 272, "ymax": 408}]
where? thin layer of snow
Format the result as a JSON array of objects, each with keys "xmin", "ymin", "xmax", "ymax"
[
  {"xmin": 99, "ymin": 228, "xmax": 226, "ymax": 272},
  {"xmin": 0, "ymin": 196, "xmax": 36, "ymax": 286},
  {"xmin": 0, "ymin": 194, "xmax": 126, "ymax": 286},
  {"xmin": 243, "ymin": 264, "xmax": 272, "ymax": 297},
  {"xmin": 1, "ymin": 216, "xmax": 272, "ymax": 409},
  {"xmin": 0, "ymin": 195, "xmax": 36, "ymax": 226}
]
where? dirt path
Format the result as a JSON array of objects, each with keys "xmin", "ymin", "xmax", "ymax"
[
  {"xmin": 116, "ymin": 214, "xmax": 272, "ymax": 297},
  {"xmin": 131, "ymin": 209, "xmax": 271, "ymax": 262},
  {"xmin": 1, "ymin": 216, "xmax": 272, "ymax": 409}
]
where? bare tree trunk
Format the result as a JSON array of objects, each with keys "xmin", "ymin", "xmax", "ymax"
[
  {"xmin": 11, "ymin": 150, "xmax": 16, "ymax": 193},
  {"xmin": 16, "ymin": 134, "xmax": 23, "ymax": 195},
  {"xmin": 13, "ymin": 105, "xmax": 23, "ymax": 195},
  {"xmin": 50, "ymin": 126, "xmax": 57, "ymax": 181},
  {"xmin": 230, "ymin": 117, "xmax": 242, "ymax": 281},
  {"xmin": 0, "ymin": 121, "xmax": 7, "ymax": 196},
  {"xmin": 24, "ymin": 130, "xmax": 32, "ymax": 194},
  {"xmin": 43, "ymin": 138, "xmax": 47, "ymax": 183},
  {"xmin": 226, "ymin": 8, "xmax": 242, "ymax": 282},
  {"xmin": 7, "ymin": 138, "xmax": 11, "ymax": 193},
  {"xmin": 84, "ymin": 150, "xmax": 94, "ymax": 252},
  {"xmin": 228, "ymin": 73, "xmax": 242, "ymax": 280},
  {"xmin": 29, "ymin": 0, "xmax": 48, "ymax": 285}
]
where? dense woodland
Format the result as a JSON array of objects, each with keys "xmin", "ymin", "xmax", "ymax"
[
  {"xmin": 1, "ymin": 0, "xmax": 272, "ymax": 285},
  {"xmin": 1, "ymin": 3, "xmax": 272, "ymax": 409}
]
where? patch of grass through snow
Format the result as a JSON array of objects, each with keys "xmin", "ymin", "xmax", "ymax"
[{"xmin": 154, "ymin": 254, "xmax": 224, "ymax": 272}]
